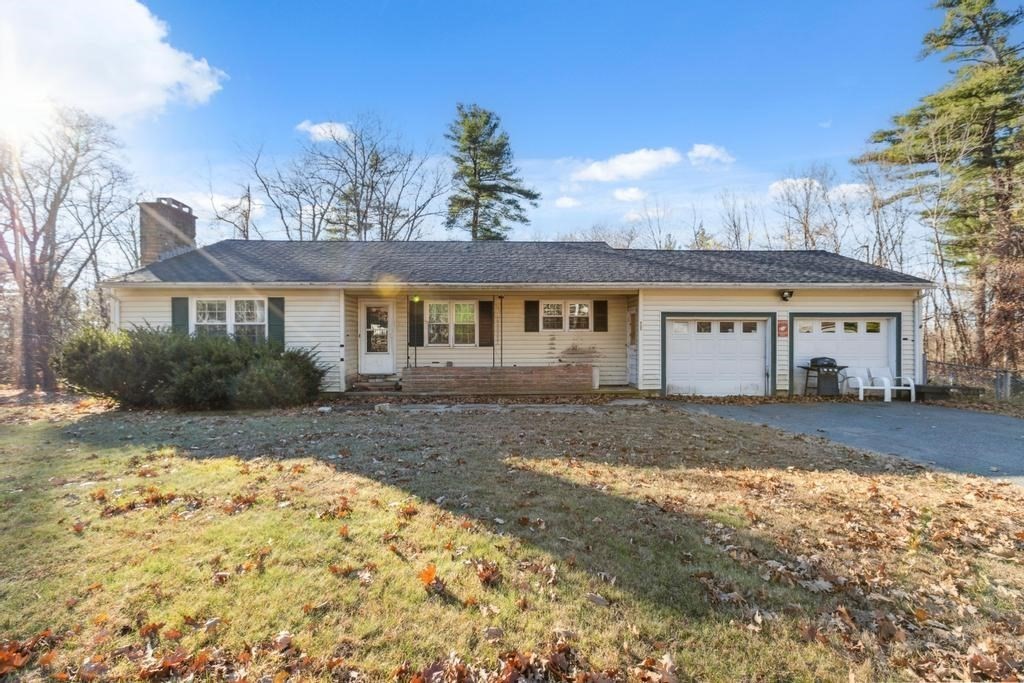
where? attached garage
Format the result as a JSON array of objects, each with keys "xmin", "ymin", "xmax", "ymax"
[
  {"xmin": 664, "ymin": 316, "xmax": 772, "ymax": 396},
  {"xmin": 790, "ymin": 315, "xmax": 899, "ymax": 395}
]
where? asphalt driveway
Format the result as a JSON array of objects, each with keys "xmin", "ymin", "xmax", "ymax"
[{"xmin": 678, "ymin": 401, "xmax": 1024, "ymax": 485}]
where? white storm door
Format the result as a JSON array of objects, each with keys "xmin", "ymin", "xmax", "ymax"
[
  {"xmin": 626, "ymin": 307, "xmax": 638, "ymax": 386},
  {"xmin": 359, "ymin": 301, "xmax": 395, "ymax": 375}
]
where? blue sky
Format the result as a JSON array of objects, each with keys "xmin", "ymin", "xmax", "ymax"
[{"xmin": 4, "ymin": 0, "xmax": 956, "ymax": 241}]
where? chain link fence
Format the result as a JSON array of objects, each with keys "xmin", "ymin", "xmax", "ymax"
[{"xmin": 925, "ymin": 359, "xmax": 1024, "ymax": 400}]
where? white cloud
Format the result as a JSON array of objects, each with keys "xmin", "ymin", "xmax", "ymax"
[
  {"xmin": 686, "ymin": 143, "xmax": 735, "ymax": 166},
  {"xmin": 768, "ymin": 177, "xmax": 819, "ymax": 198},
  {"xmin": 295, "ymin": 119, "xmax": 352, "ymax": 142},
  {"xmin": 818, "ymin": 119, "xmax": 833, "ymax": 129},
  {"xmin": 612, "ymin": 187, "xmax": 647, "ymax": 202},
  {"xmin": 571, "ymin": 147, "xmax": 682, "ymax": 182},
  {"xmin": 829, "ymin": 182, "xmax": 869, "ymax": 201},
  {"xmin": 554, "ymin": 196, "xmax": 581, "ymax": 209},
  {"xmin": 0, "ymin": 0, "xmax": 226, "ymax": 122}
]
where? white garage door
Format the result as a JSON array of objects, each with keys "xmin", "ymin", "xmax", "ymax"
[
  {"xmin": 792, "ymin": 317, "xmax": 893, "ymax": 394},
  {"xmin": 665, "ymin": 318, "xmax": 768, "ymax": 396}
]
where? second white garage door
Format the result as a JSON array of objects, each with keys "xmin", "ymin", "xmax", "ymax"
[
  {"xmin": 665, "ymin": 318, "xmax": 768, "ymax": 396},
  {"xmin": 792, "ymin": 317, "xmax": 894, "ymax": 395}
]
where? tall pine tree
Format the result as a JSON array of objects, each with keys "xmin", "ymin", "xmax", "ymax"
[
  {"xmin": 445, "ymin": 104, "xmax": 540, "ymax": 240},
  {"xmin": 860, "ymin": 0, "xmax": 1024, "ymax": 367}
]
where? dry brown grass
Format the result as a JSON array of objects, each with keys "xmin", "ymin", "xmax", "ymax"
[{"xmin": 1, "ymin": 398, "xmax": 1021, "ymax": 681}]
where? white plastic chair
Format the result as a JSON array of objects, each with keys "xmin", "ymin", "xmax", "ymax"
[
  {"xmin": 842, "ymin": 367, "xmax": 891, "ymax": 402},
  {"xmin": 869, "ymin": 367, "xmax": 915, "ymax": 402}
]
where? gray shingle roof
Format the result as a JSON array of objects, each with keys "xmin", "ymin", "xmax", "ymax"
[{"xmin": 109, "ymin": 240, "xmax": 930, "ymax": 286}]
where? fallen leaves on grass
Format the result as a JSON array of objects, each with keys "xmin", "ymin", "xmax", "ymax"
[
  {"xmin": 418, "ymin": 563, "xmax": 446, "ymax": 594},
  {"xmin": 473, "ymin": 559, "xmax": 501, "ymax": 587},
  {"xmin": 319, "ymin": 496, "xmax": 353, "ymax": 520},
  {"xmin": 100, "ymin": 486, "xmax": 201, "ymax": 517},
  {"xmin": 0, "ymin": 630, "xmax": 60, "ymax": 676},
  {"xmin": 220, "ymin": 492, "xmax": 257, "ymax": 515}
]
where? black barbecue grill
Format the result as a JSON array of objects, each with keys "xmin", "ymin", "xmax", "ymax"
[{"xmin": 800, "ymin": 357, "xmax": 848, "ymax": 396}]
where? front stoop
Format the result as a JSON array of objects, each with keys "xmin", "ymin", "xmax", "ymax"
[
  {"xmin": 349, "ymin": 374, "xmax": 401, "ymax": 392},
  {"xmin": 400, "ymin": 364, "xmax": 594, "ymax": 395}
]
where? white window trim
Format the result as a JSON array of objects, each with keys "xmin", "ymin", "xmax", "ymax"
[
  {"xmin": 540, "ymin": 300, "xmax": 593, "ymax": 333},
  {"xmin": 190, "ymin": 296, "xmax": 268, "ymax": 338},
  {"xmin": 567, "ymin": 300, "xmax": 592, "ymax": 332},
  {"xmin": 424, "ymin": 300, "xmax": 479, "ymax": 347},
  {"xmin": 540, "ymin": 300, "xmax": 565, "ymax": 332}
]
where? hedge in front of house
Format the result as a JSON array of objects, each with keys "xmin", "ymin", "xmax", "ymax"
[{"xmin": 54, "ymin": 327, "xmax": 326, "ymax": 409}]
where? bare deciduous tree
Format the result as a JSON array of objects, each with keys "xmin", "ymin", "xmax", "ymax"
[
  {"xmin": 314, "ymin": 117, "xmax": 447, "ymax": 242},
  {"xmin": 633, "ymin": 199, "xmax": 680, "ymax": 250},
  {"xmin": 211, "ymin": 184, "xmax": 262, "ymax": 240},
  {"xmin": 250, "ymin": 148, "xmax": 342, "ymax": 241},
  {"xmin": 558, "ymin": 223, "xmax": 641, "ymax": 248},
  {"xmin": 851, "ymin": 165, "xmax": 911, "ymax": 271},
  {"xmin": 718, "ymin": 191, "xmax": 760, "ymax": 250},
  {"xmin": 771, "ymin": 163, "xmax": 852, "ymax": 252},
  {"xmin": 228, "ymin": 116, "xmax": 446, "ymax": 242},
  {"xmin": 0, "ymin": 108, "xmax": 133, "ymax": 389}
]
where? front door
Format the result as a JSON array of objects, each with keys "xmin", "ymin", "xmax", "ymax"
[{"xmin": 359, "ymin": 301, "xmax": 395, "ymax": 375}]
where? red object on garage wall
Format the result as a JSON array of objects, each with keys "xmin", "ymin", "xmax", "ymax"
[{"xmin": 777, "ymin": 320, "xmax": 789, "ymax": 338}]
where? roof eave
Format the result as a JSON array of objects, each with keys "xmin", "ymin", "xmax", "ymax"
[{"xmin": 102, "ymin": 280, "xmax": 933, "ymax": 289}]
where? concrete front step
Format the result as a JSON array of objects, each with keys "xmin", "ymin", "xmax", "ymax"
[{"xmin": 349, "ymin": 375, "xmax": 401, "ymax": 392}]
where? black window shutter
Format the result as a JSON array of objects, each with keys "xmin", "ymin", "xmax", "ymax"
[
  {"xmin": 524, "ymin": 300, "xmax": 539, "ymax": 332},
  {"xmin": 478, "ymin": 301, "xmax": 494, "ymax": 347},
  {"xmin": 268, "ymin": 297, "xmax": 285, "ymax": 346},
  {"xmin": 171, "ymin": 297, "xmax": 189, "ymax": 334},
  {"xmin": 408, "ymin": 299, "xmax": 424, "ymax": 347},
  {"xmin": 593, "ymin": 300, "xmax": 608, "ymax": 332}
]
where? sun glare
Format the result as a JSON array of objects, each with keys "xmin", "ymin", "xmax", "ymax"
[{"xmin": 0, "ymin": 27, "xmax": 53, "ymax": 146}]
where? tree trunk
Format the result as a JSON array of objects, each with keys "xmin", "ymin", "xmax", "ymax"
[
  {"xmin": 972, "ymin": 266, "xmax": 989, "ymax": 366},
  {"xmin": 19, "ymin": 291, "xmax": 37, "ymax": 391}
]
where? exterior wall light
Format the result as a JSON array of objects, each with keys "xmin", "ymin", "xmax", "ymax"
[{"xmin": 780, "ymin": 290, "xmax": 794, "ymax": 301}]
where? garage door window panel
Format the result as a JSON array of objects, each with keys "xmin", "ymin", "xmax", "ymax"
[
  {"xmin": 697, "ymin": 321, "xmax": 712, "ymax": 333},
  {"xmin": 821, "ymin": 322, "xmax": 836, "ymax": 333},
  {"xmin": 719, "ymin": 322, "xmax": 734, "ymax": 333},
  {"xmin": 866, "ymin": 321, "xmax": 881, "ymax": 333},
  {"xmin": 742, "ymin": 321, "xmax": 758, "ymax": 333}
]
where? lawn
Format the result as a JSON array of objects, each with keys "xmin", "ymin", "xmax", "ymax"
[{"xmin": 1, "ymin": 396, "xmax": 1022, "ymax": 681}]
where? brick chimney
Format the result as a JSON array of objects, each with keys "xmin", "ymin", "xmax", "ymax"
[{"xmin": 138, "ymin": 197, "xmax": 197, "ymax": 266}]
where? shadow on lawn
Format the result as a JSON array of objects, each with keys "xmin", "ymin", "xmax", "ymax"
[
  {"xmin": 29, "ymin": 405, "xmax": 978, "ymax": 678},
  {"xmin": 54, "ymin": 408, "xmax": 914, "ymax": 629}
]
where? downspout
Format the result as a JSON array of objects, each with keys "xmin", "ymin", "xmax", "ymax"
[
  {"xmin": 913, "ymin": 290, "xmax": 925, "ymax": 384},
  {"xmin": 491, "ymin": 295, "xmax": 496, "ymax": 368},
  {"xmin": 498, "ymin": 295, "xmax": 504, "ymax": 367}
]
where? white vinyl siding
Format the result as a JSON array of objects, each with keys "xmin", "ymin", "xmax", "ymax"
[
  {"xmin": 113, "ymin": 288, "xmax": 344, "ymax": 392},
  {"xmin": 637, "ymin": 288, "xmax": 919, "ymax": 394},
  {"xmin": 381, "ymin": 292, "xmax": 629, "ymax": 386}
]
